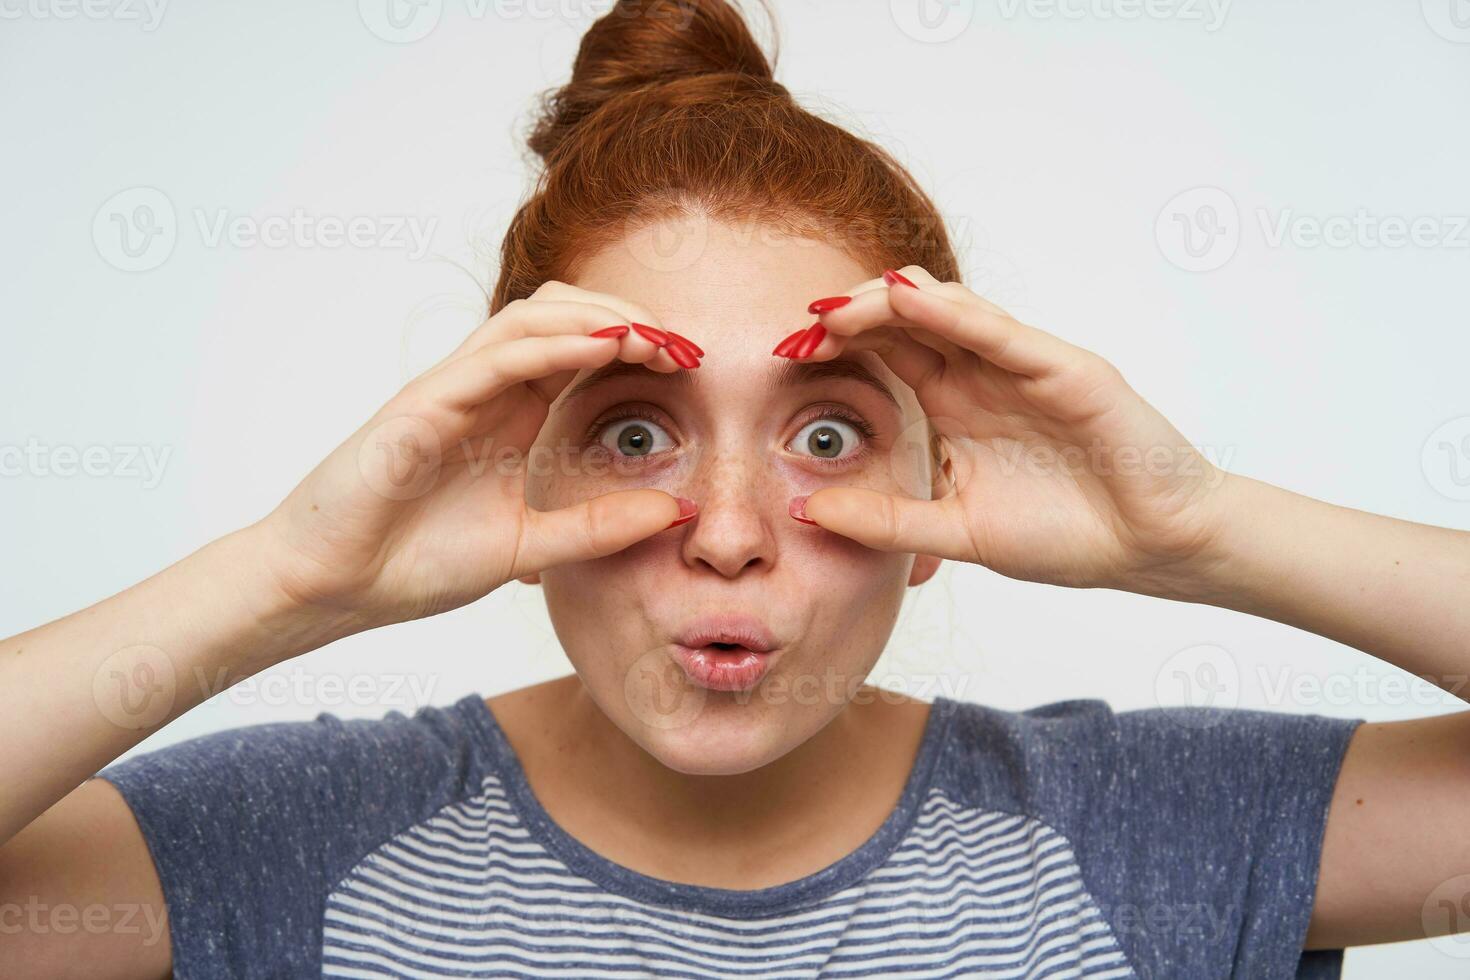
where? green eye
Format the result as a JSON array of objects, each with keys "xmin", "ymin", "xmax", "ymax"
[
  {"xmin": 600, "ymin": 418, "xmax": 673, "ymax": 457},
  {"xmin": 791, "ymin": 418, "xmax": 861, "ymax": 461}
]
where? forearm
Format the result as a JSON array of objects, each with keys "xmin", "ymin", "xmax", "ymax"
[
  {"xmin": 1183, "ymin": 473, "xmax": 1470, "ymax": 696},
  {"xmin": 0, "ymin": 524, "xmax": 361, "ymax": 844}
]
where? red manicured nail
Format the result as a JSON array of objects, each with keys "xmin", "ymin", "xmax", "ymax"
[
  {"xmin": 883, "ymin": 269, "xmax": 917, "ymax": 288},
  {"xmin": 807, "ymin": 296, "xmax": 852, "ymax": 314},
  {"xmin": 663, "ymin": 331, "xmax": 703, "ymax": 365},
  {"xmin": 792, "ymin": 322, "xmax": 826, "ymax": 358},
  {"xmin": 665, "ymin": 341, "xmax": 700, "ymax": 369},
  {"xmin": 632, "ymin": 322, "xmax": 669, "ymax": 346},
  {"xmin": 667, "ymin": 496, "xmax": 698, "ymax": 528},
  {"xmin": 789, "ymin": 495, "xmax": 817, "ymax": 525},
  {"xmin": 772, "ymin": 327, "xmax": 808, "ymax": 357},
  {"xmin": 666, "ymin": 330, "xmax": 704, "ymax": 357},
  {"xmin": 590, "ymin": 325, "xmax": 629, "ymax": 339}
]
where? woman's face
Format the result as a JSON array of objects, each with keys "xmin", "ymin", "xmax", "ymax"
[{"xmin": 522, "ymin": 218, "xmax": 941, "ymax": 775}]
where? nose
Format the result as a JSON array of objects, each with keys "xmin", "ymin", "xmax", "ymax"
[{"xmin": 678, "ymin": 446, "xmax": 780, "ymax": 579}]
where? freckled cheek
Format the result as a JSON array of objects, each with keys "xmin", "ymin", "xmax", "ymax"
[
  {"xmin": 521, "ymin": 440, "xmax": 669, "ymax": 509},
  {"xmin": 539, "ymin": 549, "xmax": 661, "ymax": 647}
]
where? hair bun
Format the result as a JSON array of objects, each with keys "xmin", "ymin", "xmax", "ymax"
[{"xmin": 529, "ymin": 0, "xmax": 777, "ymax": 163}]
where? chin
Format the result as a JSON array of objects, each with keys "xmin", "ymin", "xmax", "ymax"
[{"xmin": 629, "ymin": 697, "xmax": 812, "ymax": 776}]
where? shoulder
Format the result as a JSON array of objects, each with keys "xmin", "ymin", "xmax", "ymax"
[
  {"xmin": 101, "ymin": 693, "xmax": 500, "ymax": 816},
  {"xmin": 930, "ymin": 696, "xmax": 1362, "ymax": 846},
  {"xmin": 94, "ymin": 694, "xmax": 504, "ymax": 976},
  {"xmin": 926, "ymin": 697, "xmax": 1362, "ymax": 978}
]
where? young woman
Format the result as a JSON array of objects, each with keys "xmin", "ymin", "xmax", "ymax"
[{"xmin": 4, "ymin": 2, "xmax": 1468, "ymax": 977}]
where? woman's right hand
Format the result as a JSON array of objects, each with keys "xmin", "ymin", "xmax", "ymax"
[{"xmin": 256, "ymin": 281, "xmax": 704, "ymax": 632}]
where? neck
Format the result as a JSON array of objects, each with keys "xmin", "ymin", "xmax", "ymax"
[{"xmin": 490, "ymin": 675, "xmax": 932, "ymax": 889}]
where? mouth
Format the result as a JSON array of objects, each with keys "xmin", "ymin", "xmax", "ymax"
[{"xmin": 671, "ymin": 614, "xmax": 779, "ymax": 693}]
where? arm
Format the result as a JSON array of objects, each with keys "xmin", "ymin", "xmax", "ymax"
[
  {"xmin": 0, "ymin": 528, "xmax": 347, "ymax": 979},
  {"xmin": 0, "ymin": 283, "xmax": 695, "ymax": 977},
  {"xmin": 1186, "ymin": 475, "xmax": 1470, "ymax": 949},
  {"xmin": 796, "ymin": 266, "xmax": 1470, "ymax": 951},
  {"xmin": 0, "ymin": 527, "xmax": 351, "ymax": 849}
]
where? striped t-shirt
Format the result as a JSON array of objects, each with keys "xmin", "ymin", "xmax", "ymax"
[{"xmin": 100, "ymin": 694, "xmax": 1361, "ymax": 979}]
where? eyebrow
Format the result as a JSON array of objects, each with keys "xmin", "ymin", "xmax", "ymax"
[{"xmin": 557, "ymin": 355, "xmax": 902, "ymax": 412}]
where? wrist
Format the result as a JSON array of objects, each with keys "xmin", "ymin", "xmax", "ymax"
[
  {"xmin": 1137, "ymin": 472, "xmax": 1282, "ymax": 608},
  {"xmin": 1111, "ymin": 471, "xmax": 1253, "ymax": 605},
  {"xmin": 189, "ymin": 524, "xmax": 369, "ymax": 676}
]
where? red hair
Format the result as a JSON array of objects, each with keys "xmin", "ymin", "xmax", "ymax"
[{"xmin": 491, "ymin": 0, "xmax": 959, "ymax": 312}]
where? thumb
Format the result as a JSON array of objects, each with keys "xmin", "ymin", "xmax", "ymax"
[
  {"xmin": 516, "ymin": 489, "xmax": 694, "ymax": 575},
  {"xmin": 799, "ymin": 487, "xmax": 970, "ymax": 561}
]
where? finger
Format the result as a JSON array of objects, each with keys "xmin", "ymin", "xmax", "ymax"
[
  {"xmin": 796, "ymin": 278, "xmax": 967, "ymax": 364},
  {"xmin": 452, "ymin": 283, "xmax": 699, "ymax": 373},
  {"xmin": 841, "ymin": 329, "xmax": 948, "ymax": 393},
  {"xmin": 529, "ymin": 281, "xmax": 698, "ymax": 372},
  {"xmin": 426, "ymin": 333, "xmax": 627, "ymax": 411},
  {"xmin": 798, "ymin": 487, "xmax": 974, "ymax": 562},
  {"xmin": 450, "ymin": 303, "xmax": 688, "ymax": 374},
  {"xmin": 448, "ymin": 300, "xmax": 633, "ymax": 360},
  {"xmin": 884, "ymin": 283, "xmax": 1077, "ymax": 378},
  {"xmin": 516, "ymin": 489, "xmax": 693, "ymax": 574}
]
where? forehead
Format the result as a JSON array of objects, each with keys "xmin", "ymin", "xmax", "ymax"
[
  {"xmin": 572, "ymin": 216, "xmax": 874, "ymax": 331},
  {"xmin": 563, "ymin": 217, "xmax": 922, "ymax": 420}
]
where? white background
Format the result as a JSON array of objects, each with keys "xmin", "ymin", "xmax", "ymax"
[{"xmin": 4, "ymin": 0, "xmax": 1470, "ymax": 973}]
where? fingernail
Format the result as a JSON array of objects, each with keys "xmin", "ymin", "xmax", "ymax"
[
  {"xmin": 590, "ymin": 325, "xmax": 629, "ymax": 339},
  {"xmin": 632, "ymin": 322, "xmax": 669, "ymax": 346},
  {"xmin": 772, "ymin": 327, "xmax": 807, "ymax": 357},
  {"xmin": 663, "ymin": 331, "xmax": 703, "ymax": 367},
  {"xmin": 789, "ymin": 495, "xmax": 817, "ymax": 525},
  {"xmin": 668, "ymin": 496, "xmax": 698, "ymax": 528},
  {"xmin": 665, "ymin": 341, "xmax": 700, "ymax": 369},
  {"xmin": 666, "ymin": 330, "xmax": 704, "ymax": 357},
  {"xmin": 807, "ymin": 296, "xmax": 852, "ymax": 314},
  {"xmin": 792, "ymin": 322, "xmax": 826, "ymax": 358},
  {"xmin": 883, "ymin": 269, "xmax": 917, "ymax": 288}
]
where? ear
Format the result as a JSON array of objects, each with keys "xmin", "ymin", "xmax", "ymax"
[
  {"xmin": 516, "ymin": 573, "xmax": 542, "ymax": 586},
  {"xmin": 908, "ymin": 553, "xmax": 941, "ymax": 587}
]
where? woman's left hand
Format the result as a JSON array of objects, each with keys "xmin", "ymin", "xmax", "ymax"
[{"xmin": 790, "ymin": 266, "xmax": 1233, "ymax": 597}]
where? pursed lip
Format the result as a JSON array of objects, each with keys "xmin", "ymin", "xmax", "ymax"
[{"xmin": 672, "ymin": 612, "xmax": 778, "ymax": 653}]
